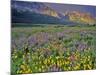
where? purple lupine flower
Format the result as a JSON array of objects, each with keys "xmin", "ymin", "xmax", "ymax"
[
  {"xmin": 43, "ymin": 48, "xmax": 52, "ymax": 57},
  {"xmin": 48, "ymin": 33, "xmax": 57, "ymax": 41},
  {"xmin": 41, "ymin": 32, "xmax": 49, "ymax": 43},
  {"xmin": 77, "ymin": 43, "xmax": 87, "ymax": 51},
  {"xmin": 63, "ymin": 47, "xmax": 67, "ymax": 52},
  {"xmin": 48, "ymin": 65, "xmax": 61, "ymax": 72},
  {"xmin": 34, "ymin": 32, "xmax": 49, "ymax": 46},
  {"xmin": 80, "ymin": 31, "xmax": 87, "ymax": 37},
  {"xmin": 28, "ymin": 35, "xmax": 37, "ymax": 47},
  {"xmin": 11, "ymin": 39, "xmax": 17, "ymax": 50},
  {"xmin": 70, "ymin": 54, "xmax": 76, "ymax": 61},
  {"xmin": 57, "ymin": 32, "xmax": 65, "ymax": 38},
  {"xmin": 13, "ymin": 36, "xmax": 27, "ymax": 50}
]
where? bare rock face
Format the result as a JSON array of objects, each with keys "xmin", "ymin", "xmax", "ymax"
[{"xmin": 66, "ymin": 11, "xmax": 96, "ymax": 25}]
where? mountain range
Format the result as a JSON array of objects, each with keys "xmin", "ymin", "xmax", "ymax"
[{"xmin": 11, "ymin": 1, "xmax": 96, "ymax": 25}]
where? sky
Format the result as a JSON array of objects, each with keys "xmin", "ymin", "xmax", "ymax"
[{"xmin": 46, "ymin": 3, "xmax": 96, "ymax": 17}]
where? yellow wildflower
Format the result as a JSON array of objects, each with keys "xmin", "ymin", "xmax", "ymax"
[
  {"xmin": 65, "ymin": 61, "xmax": 70, "ymax": 65},
  {"xmin": 14, "ymin": 55, "xmax": 17, "ymax": 58}
]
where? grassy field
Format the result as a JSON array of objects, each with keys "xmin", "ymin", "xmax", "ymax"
[{"xmin": 11, "ymin": 24, "xmax": 96, "ymax": 74}]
